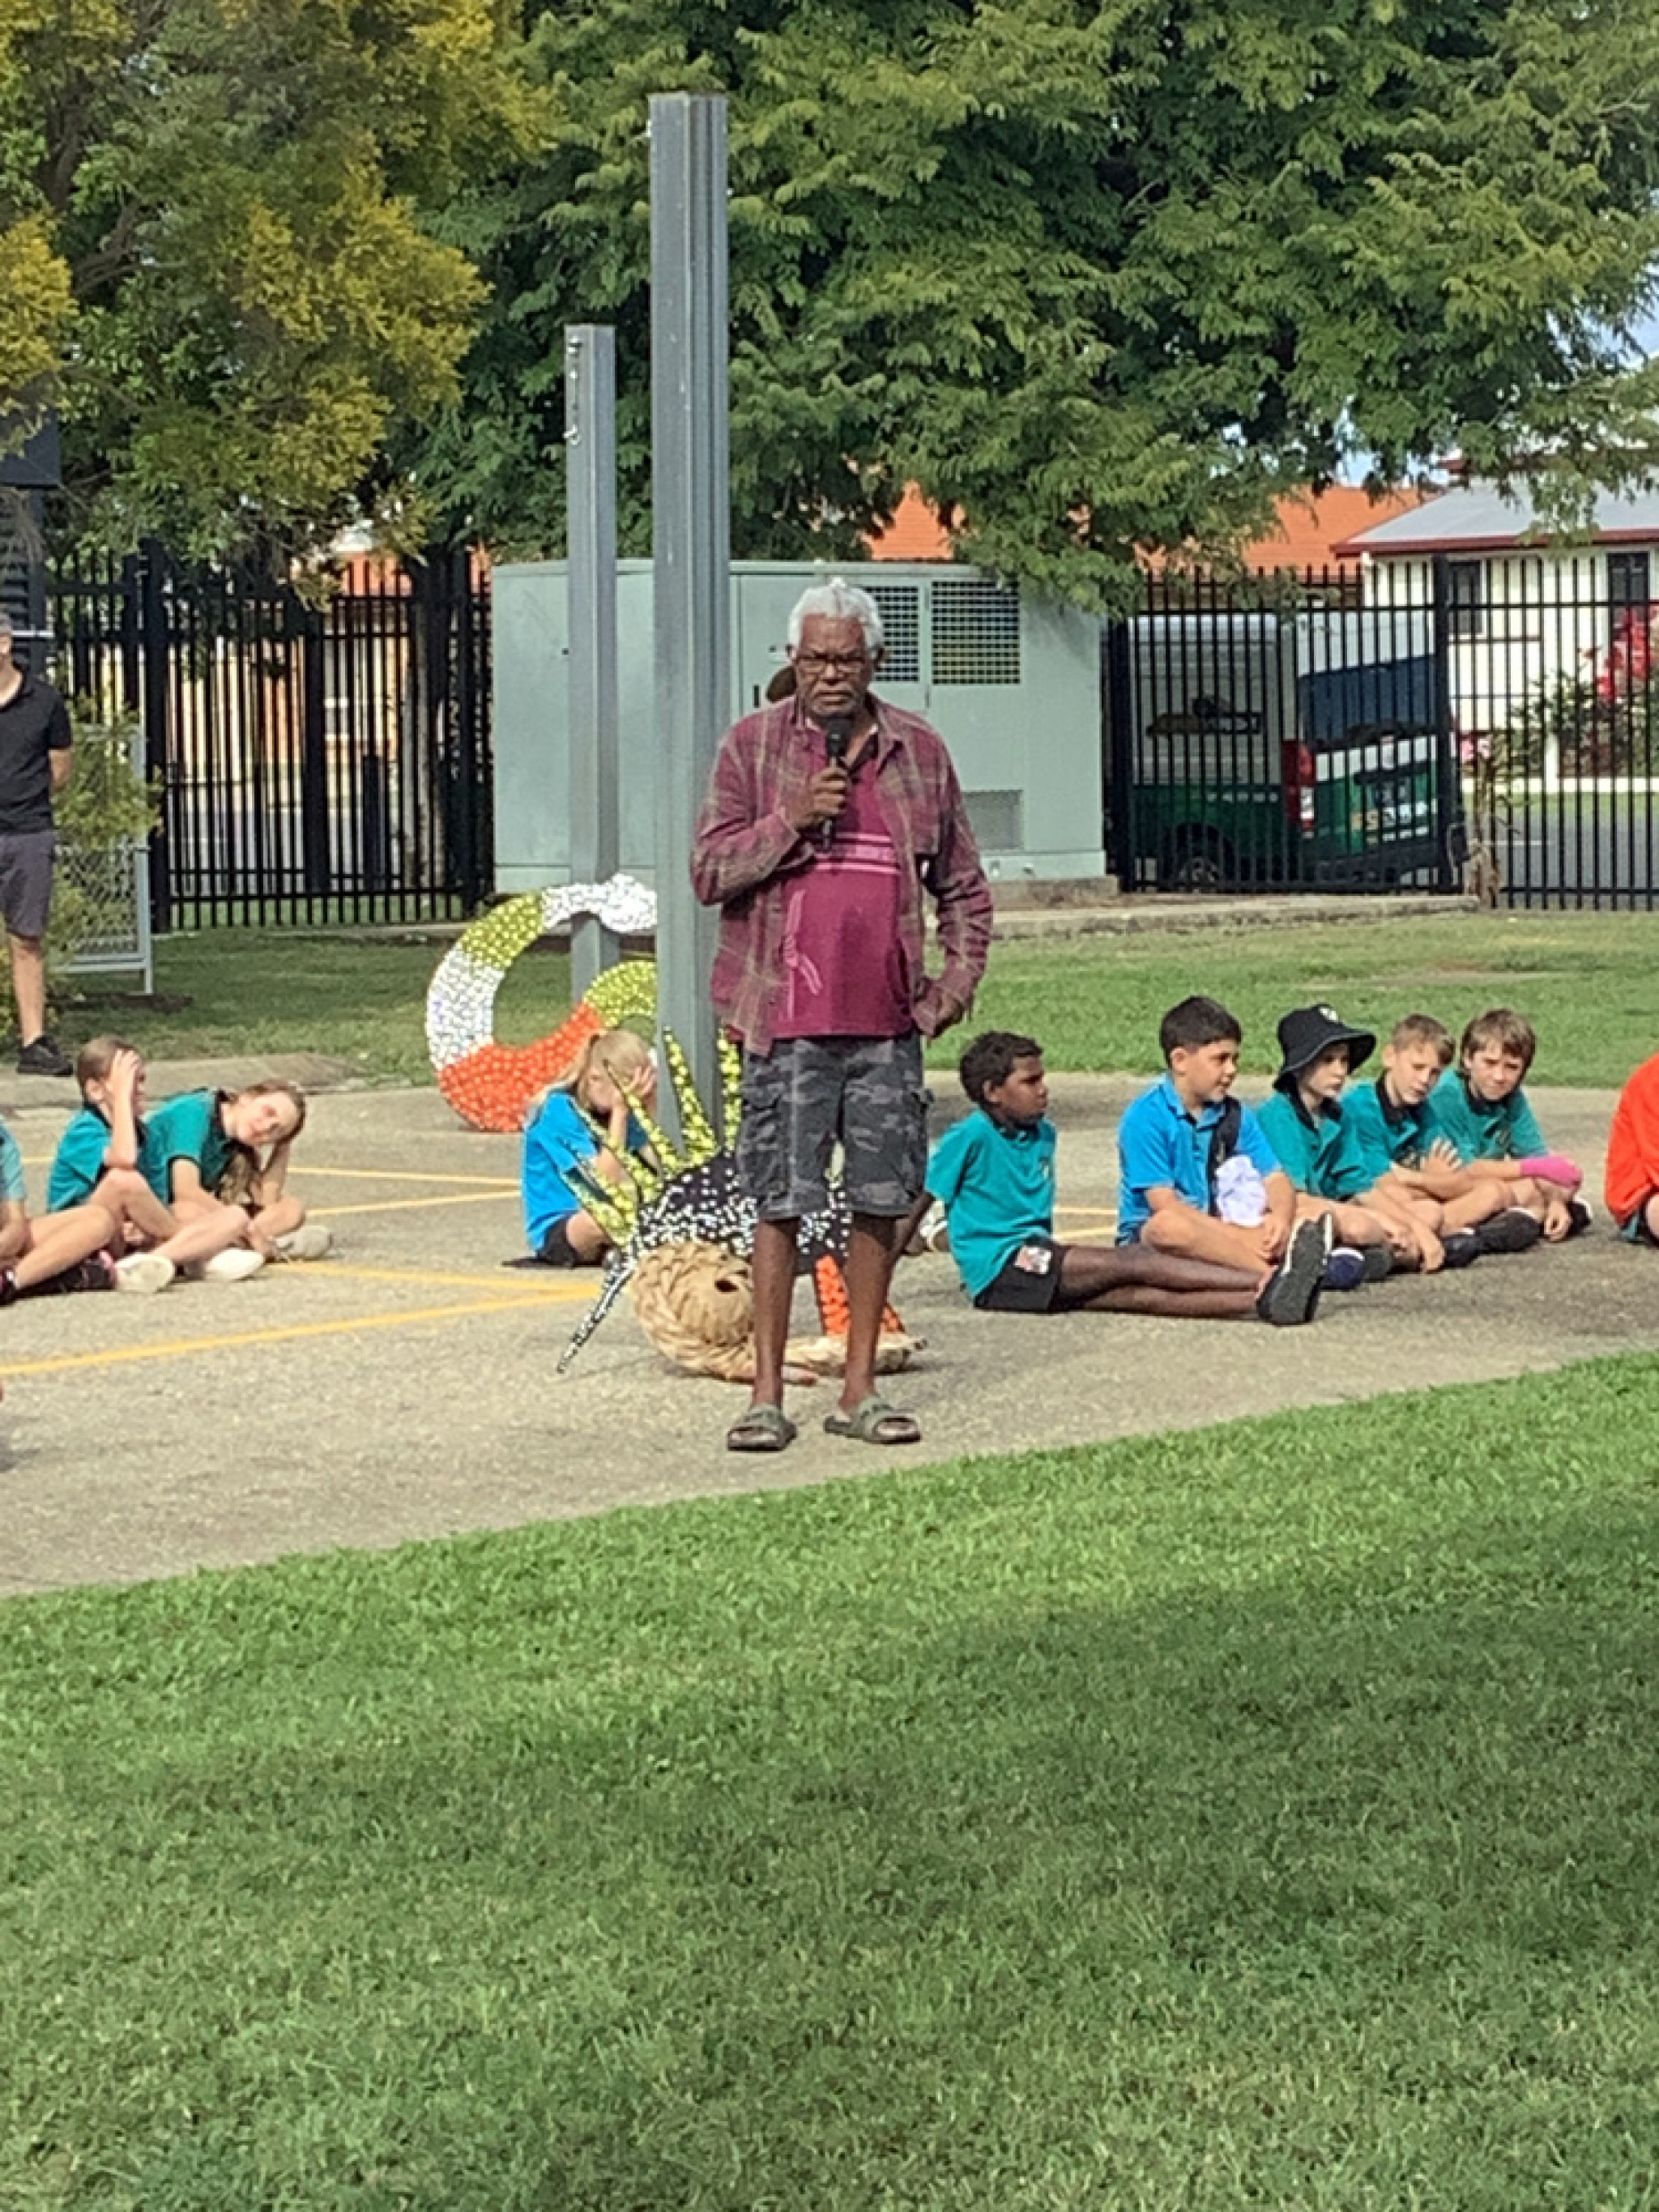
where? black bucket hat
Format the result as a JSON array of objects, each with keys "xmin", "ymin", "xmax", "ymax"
[{"xmin": 1275, "ymin": 1004, "xmax": 1376, "ymax": 1089}]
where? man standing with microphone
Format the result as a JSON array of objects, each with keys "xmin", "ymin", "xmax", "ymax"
[{"xmin": 692, "ymin": 578, "xmax": 993, "ymax": 1453}]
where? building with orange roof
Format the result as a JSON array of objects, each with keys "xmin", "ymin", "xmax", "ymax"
[{"xmin": 868, "ymin": 481, "xmax": 1427, "ymax": 570}]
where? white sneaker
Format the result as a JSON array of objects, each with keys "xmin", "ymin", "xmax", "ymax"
[
  {"xmin": 199, "ymin": 1248, "xmax": 266, "ymax": 1283},
  {"xmin": 273, "ymin": 1224, "xmax": 333, "ymax": 1261},
  {"xmin": 114, "ymin": 1252, "xmax": 176, "ymax": 1295}
]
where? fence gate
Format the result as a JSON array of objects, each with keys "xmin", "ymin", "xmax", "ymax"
[{"xmin": 49, "ymin": 543, "xmax": 493, "ymax": 929}]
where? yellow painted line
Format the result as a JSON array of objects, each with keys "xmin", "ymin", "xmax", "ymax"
[
  {"xmin": 312, "ymin": 1190, "xmax": 518, "ymax": 1218},
  {"xmin": 0, "ymin": 1286, "xmax": 600, "ymax": 1381},
  {"xmin": 1055, "ymin": 1205, "xmax": 1119, "ymax": 1223}
]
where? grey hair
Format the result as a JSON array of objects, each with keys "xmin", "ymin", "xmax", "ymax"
[{"xmin": 787, "ymin": 578, "xmax": 883, "ymax": 654}]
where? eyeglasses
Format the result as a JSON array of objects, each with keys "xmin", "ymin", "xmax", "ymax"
[{"xmin": 792, "ymin": 650, "xmax": 871, "ymax": 675}]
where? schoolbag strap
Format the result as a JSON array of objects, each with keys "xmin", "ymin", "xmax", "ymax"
[{"xmin": 1206, "ymin": 1095, "xmax": 1243, "ymax": 1213}]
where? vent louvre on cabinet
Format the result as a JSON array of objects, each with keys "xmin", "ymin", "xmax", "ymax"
[
  {"xmin": 932, "ymin": 580, "xmax": 1021, "ymax": 684},
  {"xmin": 867, "ymin": 584, "xmax": 921, "ymax": 683}
]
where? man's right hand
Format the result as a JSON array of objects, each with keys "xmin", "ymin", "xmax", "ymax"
[{"xmin": 787, "ymin": 765, "xmax": 851, "ymax": 836}]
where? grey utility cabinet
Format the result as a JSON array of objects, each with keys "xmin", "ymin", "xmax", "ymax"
[{"xmin": 492, "ymin": 560, "xmax": 1105, "ymax": 892}]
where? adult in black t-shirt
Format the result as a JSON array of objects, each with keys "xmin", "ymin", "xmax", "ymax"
[{"xmin": 0, "ymin": 609, "xmax": 74, "ymax": 1076}]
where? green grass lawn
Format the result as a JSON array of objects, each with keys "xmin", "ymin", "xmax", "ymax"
[
  {"xmin": 53, "ymin": 909, "xmax": 1659, "ymax": 1088},
  {"xmin": 961, "ymin": 909, "xmax": 1659, "ymax": 1086},
  {"xmin": 6, "ymin": 1357, "xmax": 1659, "ymax": 2209}
]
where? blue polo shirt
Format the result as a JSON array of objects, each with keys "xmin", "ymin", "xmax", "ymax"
[
  {"xmin": 927, "ymin": 1108, "xmax": 1057, "ymax": 1301},
  {"xmin": 1115, "ymin": 1074, "xmax": 1282, "ymax": 1243},
  {"xmin": 1343, "ymin": 1077, "xmax": 1434, "ymax": 1183},
  {"xmin": 522, "ymin": 1089, "xmax": 651, "ymax": 1247},
  {"xmin": 1256, "ymin": 1088, "xmax": 1375, "ymax": 1202},
  {"xmin": 1427, "ymin": 1068, "xmax": 1546, "ymax": 1164}
]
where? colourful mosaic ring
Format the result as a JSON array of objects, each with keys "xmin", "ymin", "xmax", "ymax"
[{"xmin": 427, "ymin": 876, "xmax": 658, "ymax": 1130}]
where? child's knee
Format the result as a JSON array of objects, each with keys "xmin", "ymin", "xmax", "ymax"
[{"xmin": 1140, "ymin": 1212, "xmax": 1187, "ymax": 1254}]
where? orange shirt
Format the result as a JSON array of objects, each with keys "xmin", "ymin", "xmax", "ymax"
[{"xmin": 1604, "ymin": 1051, "xmax": 1659, "ymax": 1223}]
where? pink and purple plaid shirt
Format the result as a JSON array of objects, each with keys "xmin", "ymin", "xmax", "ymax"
[{"xmin": 690, "ymin": 694, "xmax": 994, "ymax": 1055}]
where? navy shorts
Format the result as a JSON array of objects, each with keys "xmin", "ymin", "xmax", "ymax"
[
  {"xmin": 737, "ymin": 1033, "xmax": 928, "ymax": 1221},
  {"xmin": 973, "ymin": 1236, "xmax": 1068, "ymax": 1313},
  {"xmin": 0, "ymin": 831, "xmax": 56, "ymax": 940}
]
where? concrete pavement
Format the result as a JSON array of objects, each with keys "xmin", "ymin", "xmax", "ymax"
[{"xmin": 0, "ymin": 1070, "xmax": 1648, "ymax": 1599}]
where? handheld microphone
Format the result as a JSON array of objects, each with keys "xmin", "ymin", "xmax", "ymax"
[{"xmin": 818, "ymin": 717, "xmax": 854, "ymax": 849}]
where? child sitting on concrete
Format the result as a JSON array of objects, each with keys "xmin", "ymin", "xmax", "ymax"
[
  {"xmin": 0, "ymin": 1114, "xmax": 119, "ymax": 1300},
  {"xmin": 1427, "ymin": 1008, "xmax": 1585, "ymax": 1240},
  {"xmin": 1342, "ymin": 1013, "xmax": 1542, "ymax": 1266},
  {"xmin": 1605, "ymin": 1048, "xmax": 1659, "ymax": 1245},
  {"xmin": 1115, "ymin": 995, "xmax": 1345, "ymax": 1285},
  {"xmin": 1254, "ymin": 1005, "xmax": 1411, "ymax": 1277},
  {"xmin": 911, "ymin": 1029, "xmax": 1328, "ymax": 1323}
]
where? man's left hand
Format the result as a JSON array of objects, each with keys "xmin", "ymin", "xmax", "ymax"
[{"xmin": 926, "ymin": 990, "xmax": 967, "ymax": 1038}]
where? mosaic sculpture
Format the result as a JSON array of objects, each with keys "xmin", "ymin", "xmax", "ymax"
[
  {"xmin": 425, "ymin": 875, "xmax": 658, "ymax": 1130},
  {"xmin": 558, "ymin": 1034, "xmax": 922, "ymax": 1385}
]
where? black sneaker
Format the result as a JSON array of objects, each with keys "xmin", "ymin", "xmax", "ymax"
[
  {"xmin": 1566, "ymin": 1198, "xmax": 1593, "ymax": 1237},
  {"xmin": 0, "ymin": 1266, "xmax": 18, "ymax": 1306},
  {"xmin": 31, "ymin": 1252, "xmax": 117, "ymax": 1296},
  {"xmin": 1359, "ymin": 1243, "xmax": 1396, "ymax": 1283},
  {"xmin": 1440, "ymin": 1230, "xmax": 1482, "ymax": 1268},
  {"xmin": 1257, "ymin": 1216, "xmax": 1330, "ymax": 1326},
  {"xmin": 1475, "ymin": 1207, "xmax": 1544, "ymax": 1256},
  {"xmin": 15, "ymin": 1034, "xmax": 72, "ymax": 1077}
]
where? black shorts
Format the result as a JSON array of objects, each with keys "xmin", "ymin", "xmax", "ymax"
[
  {"xmin": 536, "ymin": 1216, "xmax": 599, "ymax": 1268},
  {"xmin": 973, "ymin": 1237, "xmax": 1068, "ymax": 1314}
]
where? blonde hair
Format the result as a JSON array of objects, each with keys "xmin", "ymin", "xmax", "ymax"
[
  {"xmin": 526, "ymin": 1029, "xmax": 653, "ymax": 1127},
  {"xmin": 217, "ymin": 1079, "xmax": 308, "ymax": 1204},
  {"xmin": 1389, "ymin": 1013, "xmax": 1454, "ymax": 1065}
]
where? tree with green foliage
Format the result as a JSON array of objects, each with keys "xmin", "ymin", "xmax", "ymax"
[
  {"xmin": 408, "ymin": 0, "xmax": 1659, "ymax": 603},
  {"xmin": 0, "ymin": 0, "xmax": 534, "ymax": 560}
]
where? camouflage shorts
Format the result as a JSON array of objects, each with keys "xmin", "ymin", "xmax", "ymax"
[{"xmin": 737, "ymin": 1033, "xmax": 928, "ymax": 1221}]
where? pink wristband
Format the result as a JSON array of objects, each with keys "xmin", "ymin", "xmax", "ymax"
[{"xmin": 1519, "ymin": 1153, "xmax": 1580, "ymax": 1188}]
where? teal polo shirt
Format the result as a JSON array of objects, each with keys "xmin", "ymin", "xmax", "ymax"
[
  {"xmin": 146, "ymin": 1089, "xmax": 235, "ymax": 1198},
  {"xmin": 927, "ymin": 1108, "xmax": 1056, "ymax": 1301},
  {"xmin": 48, "ymin": 1107, "xmax": 111, "ymax": 1210},
  {"xmin": 0, "ymin": 1122, "xmax": 25, "ymax": 1207},
  {"xmin": 1115, "ymin": 1074, "xmax": 1282, "ymax": 1243},
  {"xmin": 1256, "ymin": 1088, "xmax": 1373, "ymax": 1202},
  {"xmin": 1343, "ymin": 1077, "xmax": 1433, "ymax": 1183},
  {"xmin": 1427, "ymin": 1068, "xmax": 1546, "ymax": 1165}
]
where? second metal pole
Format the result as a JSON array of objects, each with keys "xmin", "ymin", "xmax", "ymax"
[{"xmin": 565, "ymin": 323, "xmax": 621, "ymax": 996}]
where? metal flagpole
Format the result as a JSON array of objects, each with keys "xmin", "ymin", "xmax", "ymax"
[{"xmin": 650, "ymin": 92, "xmax": 729, "ymax": 1137}]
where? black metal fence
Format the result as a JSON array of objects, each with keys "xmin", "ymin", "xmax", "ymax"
[
  {"xmin": 48, "ymin": 543, "xmax": 492, "ymax": 929},
  {"xmin": 1108, "ymin": 553, "xmax": 1659, "ymax": 909}
]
